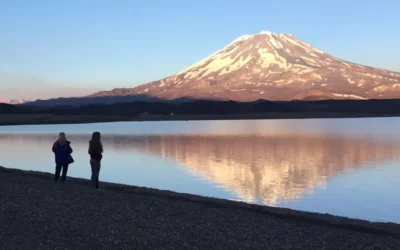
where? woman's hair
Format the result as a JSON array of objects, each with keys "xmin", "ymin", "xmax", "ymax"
[
  {"xmin": 89, "ymin": 131, "xmax": 103, "ymax": 153},
  {"xmin": 59, "ymin": 132, "xmax": 66, "ymax": 140}
]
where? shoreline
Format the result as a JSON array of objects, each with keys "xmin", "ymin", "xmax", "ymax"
[
  {"xmin": 0, "ymin": 112, "xmax": 399, "ymax": 126},
  {"xmin": 1, "ymin": 166, "xmax": 400, "ymax": 249}
]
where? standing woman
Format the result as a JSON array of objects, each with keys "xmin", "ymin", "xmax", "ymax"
[
  {"xmin": 88, "ymin": 131, "xmax": 103, "ymax": 189},
  {"xmin": 52, "ymin": 132, "xmax": 74, "ymax": 182}
]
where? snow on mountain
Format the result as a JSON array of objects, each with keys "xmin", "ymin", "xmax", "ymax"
[
  {"xmin": 0, "ymin": 98, "xmax": 29, "ymax": 105},
  {"xmin": 90, "ymin": 30, "xmax": 400, "ymax": 101}
]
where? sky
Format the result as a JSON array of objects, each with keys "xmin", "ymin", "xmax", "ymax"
[{"xmin": 1, "ymin": 0, "xmax": 399, "ymax": 100}]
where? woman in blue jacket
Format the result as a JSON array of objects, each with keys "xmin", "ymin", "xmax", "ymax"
[{"xmin": 52, "ymin": 132, "xmax": 74, "ymax": 182}]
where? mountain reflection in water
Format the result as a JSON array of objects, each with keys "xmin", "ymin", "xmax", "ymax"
[{"xmin": 2, "ymin": 132, "xmax": 400, "ymax": 205}]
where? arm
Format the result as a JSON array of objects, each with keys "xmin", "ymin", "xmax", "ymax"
[
  {"xmin": 65, "ymin": 142, "xmax": 73, "ymax": 154},
  {"xmin": 52, "ymin": 141, "xmax": 58, "ymax": 152},
  {"xmin": 97, "ymin": 142, "xmax": 103, "ymax": 154}
]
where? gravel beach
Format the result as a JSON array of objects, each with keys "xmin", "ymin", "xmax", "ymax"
[{"xmin": 1, "ymin": 166, "xmax": 400, "ymax": 250}]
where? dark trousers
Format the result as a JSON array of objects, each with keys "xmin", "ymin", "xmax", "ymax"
[
  {"xmin": 55, "ymin": 164, "xmax": 69, "ymax": 182},
  {"xmin": 90, "ymin": 161, "xmax": 101, "ymax": 188}
]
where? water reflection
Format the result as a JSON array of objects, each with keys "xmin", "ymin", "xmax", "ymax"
[
  {"xmin": 110, "ymin": 134, "xmax": 400, "ymax": 204},
  {"xmin": 1, "ymin": 132, "xmax": 400, "ymax": 206}
]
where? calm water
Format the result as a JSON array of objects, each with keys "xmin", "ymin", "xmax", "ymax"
[{"xmin": 1, "ymin": 118, "xmax": 400, "ymax": 223}]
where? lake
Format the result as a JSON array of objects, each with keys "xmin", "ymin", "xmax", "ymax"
[{"xmin": 1, "ymin": 118, "xmax": 400, "ymax": 223}]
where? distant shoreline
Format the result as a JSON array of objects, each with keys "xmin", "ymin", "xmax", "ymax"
[{"xmin": 0, "ymin": 112, "xmax": 399, "ymax": 126}]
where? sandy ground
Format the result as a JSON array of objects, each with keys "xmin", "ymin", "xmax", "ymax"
[{"xmin": 1, "ymin": 166, "xmax": 400, "ymax": 250}]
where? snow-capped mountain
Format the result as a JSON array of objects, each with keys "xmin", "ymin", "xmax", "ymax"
[
  {"xmin": 0, "ymin": 98, "xmax": 29, "ymax": 105},
  {"xmin": 91, "ymin": 30, "xmax": 399, "ymax": 101}
]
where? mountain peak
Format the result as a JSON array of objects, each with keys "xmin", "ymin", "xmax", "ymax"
[
  {"xmin": 259, "ymin": 30, "xmax": 273, "ymax": 35},
  {"xmin": 87, "ymin": 31, "xmax": 400, "ymax": 102},
  {"xmin": 230, "ymin": 30, "xmax": 281, "ymax": 45}
]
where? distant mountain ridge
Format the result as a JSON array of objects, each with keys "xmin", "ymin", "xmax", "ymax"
[{"xmin": 0, "ymin": 102, "xmax": 31, "ymax": 114}]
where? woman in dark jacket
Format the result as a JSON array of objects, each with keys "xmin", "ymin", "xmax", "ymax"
[
  {"xmin": 52, "ymin": 132, "xmax": 73, "ymax": 182},
  {"xmin": 88, "ymin": 131, "xmax": 103, "ymax": 189}
]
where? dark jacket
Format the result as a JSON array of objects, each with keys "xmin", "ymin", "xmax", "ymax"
[
  {"xmin": 89, "ymin": 152, "xmax": 102, "ymax": 161},
  {"xmin": 88, "ymin": 142, "xmax": 103, "ymax": 161},
  {"xmin": 52, "ymin": 139, "xmax": 73, "ymax": 165}
]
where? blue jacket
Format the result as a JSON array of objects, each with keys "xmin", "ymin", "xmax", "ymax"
[{"xmin": 52, "ymin": 140, "xmax": 73, "ymax": 165}]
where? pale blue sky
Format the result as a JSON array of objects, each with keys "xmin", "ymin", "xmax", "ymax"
[{"xmin": 1, "ymin": 0, "xmax": 399, "ymax": 99}]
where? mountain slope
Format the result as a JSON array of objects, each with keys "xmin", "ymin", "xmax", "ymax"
[
  {"xmin": 90, "ymin": 30, "xmax": 400, "ymax": 101},
  {"xmin": 0, "ymin": 103, "xmax": 31, "ymax": 114}
]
